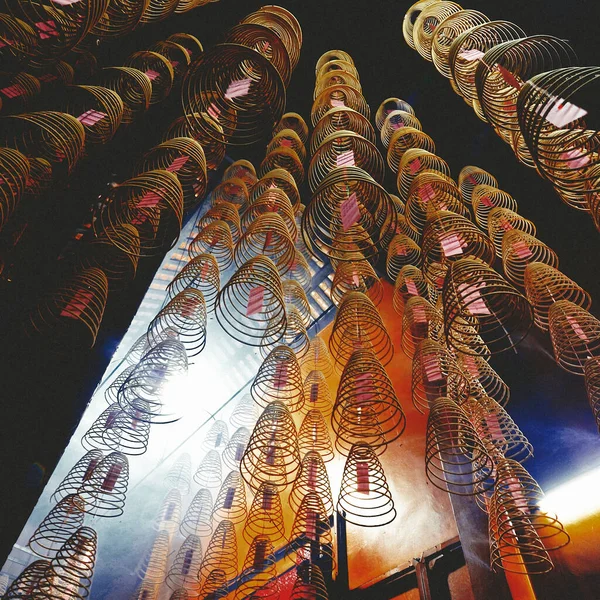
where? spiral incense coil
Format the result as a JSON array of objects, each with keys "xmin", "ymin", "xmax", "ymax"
[
  {"xmin": 380, "ymin": 112, "xmax": 422, "ymax": 152},
  {"xmin": 125, "ymin": 333, "xmax": 157, "ymax": 365},
  {"xmin": 222, "ymin": 427, "xmax": 250, "ymax": 471},
  {"xmin": 316, "ymin": 49, "xmax": 354, "ymax": 72},
  {"xmin": 330, "ymin": 260, "xmax": 382, "ymax": 308},
  {"xmin": 411, "ymin": 339, "xmax": 470, "ymax": 413},
  {"xmin": 250, "ymin": 167, "xmax": 301, "ymax": 211},
  {"xmin": 332, "ymin": 349, "xmax": 406, "ymax": 455},
  {"xmin": 274, "ymin": 112, "xmax": 309, "ymax": 144},
  {"xmin": 392, "ymin": 215, "xmax": 421, "ymax": 247},
  {"xmin": 455, "ymin": 353, "xmax": 509, "ymax": 406},
  {"xmin": 2, "ymin": 111, "xmax": 85, "ymax": 174},
  {"xmin": 291, "ymin": 562, "xmax": 328, "ymax": 600},
  {"xmin": 290, "ymin": 451, "xmax": 334, "ymax": 520},
  {"xmin": 117, "ymin": 340, "xmax": 188, "ymax": 425},
  {"xmin": 164, "ymin": 114, "xmax": 226, "ymax": 171},
  {"xmin": 299, "ymin": 372, "xmax": 332, "ymax": 419},
  {"xmin": 51, "ymin": 450, "xmax": 103, "ymax": 504},
  {"xmin": 235, "ymin": 535, "xmax": 279, "ymax": 600},
  {"xmin": 162, "ymin": 455, "xmax": 191, "ymax": 496},
  {"xmin": 125, "ymin": 51, "xmax": 176, "ymax": 106},
  {"xmin": 242, "ymin": 482, "xmax": 286, "ymax": 545},
  {"xmin": 501, "ymin": 230, "xmax": 559, "ymax": 289},
  {"xmin": 0, "ymin": 72, "xmax": 40, "ymax": 110},
  {"xmin": 36, "ymin": 527, "xmax": 97, "ymax": 600},
  {"xmin": 337, "ymin": 442, "xmax": 396, "ymax": 527},
  {"xmin": 0, "ymin": 14, "xmax": 37, "ymax": 74},
  {"xmin": 390, "ymin": 194, "xmax": 406, "ymax": 217},
  {"xmin": 524, "ymin": 263, "xmax": 591, "ymax": 331},
  {"xmin": 183, "ymin": 43, "xmax": 286, "ymax": 146},
  {"xmin": 385, "ymin": 234, "xmax": 422, "ymax": 282},
  {"xmin": 155, "ymin": 489, "xmax": 182, "ymax": 535},
  {"xmin": 168, "ymin": 32, "xmax": 203, "ymax": 59},
  {"xmin": 137, "ymin": 530, "xmax": 170, "ymax": 584},
  {"xmin": 393, "ymin": 265, "xmax": 429, "ymax": 313},
  {"xmin": 455, "ymin": 167, "xmax": 496, "ymax": 207},
  {"xmin": 138, "ymin": 0, "xmax": 179, "ymax": 25},
  {"xmin": 471, "ymin": 185, "xmax": 517, "ymax": 231},
  {"xmin": 277, "ymin": 306, "xmax": 310, "ymax": 359},
  {"xmin": 28, "ymin": 494, "xmax": 85, "ymax": 559},
  {"xmin": 181, "ymin": 488, "xmax": 214, "ymax": 538},
  {"xmin": 316, "ymin": 59, "xmax": 359, "ymax": 86},
  {"xmin": 288, "ymin": 491, "xmax": 335, "ymax": 564},
  {"xmin": 198, "ymin": 519, "xmax": 238, "ymax": 582},
  {"xmin": 149, "ymin": 40, "xmax": 191, "ymax": 82},
  {"xmin": 396, "ymin": 149, "xmax": 451, "ymax": 203},
  {"xmin": 401, "ymin": 296, "xmax": 443, "ymax": 358},
  {"xmin": 311, "ymin": 84, "xmax": 369, "ymax": 127},
  {"xmin": 402, "ymin": 0, "xmax": 441, "ymax": 50},
  {"xmin": 267, "ymin": 133, "xmax": 306, "ymax": 168},
  {"xmin": 422, "ymin": 211, "xmax": 496, "ymax": 287},
  {"xmin": 296, "ymin": 409, "xmax": 333, "ymax": 463},
  {"xmin": 21, "ymin": 156, "xmax": 52, "ymax": 202},
  {"xmin": 375, "ymin": 97, "xmax": 416, "ymax": 132},
  {"xmin": 260, "ymin": 146, "xmax": 305, "ymax": 187},
  {"xmin": 0, "ymin": 147, "xmax": 29, "ymax": 231},
  {"xmin": 443, "ymin": 257, "xmax": 533, "ymax": 355},
  {"xmin": 224, "ymin": 159, "xmax": 258, "ymax": 187},
  {"xmin": 310, "ymin": 107, "xmax": 376, "ymax": 157},
  {"xmin": 412, "ymin": 1, "xmax": 464, "ymax": 62},
  {"xmin": 281, "ymin": 280, "xmax": 311, "ymax": 326},
  {"xmin": 547, "ymin": 300, "xmax": 600, "ymax": 374},
  {"xmin": 189, "ymin": 221, "xmax": 234, "ymax": 271},
  {"xmin": 131, "ymin": 580, "xmax": 159, "ymax": 600},
  {"xmin": 165, "ymin": 535, "xmax": 203, "ymax": 592},
  {"xmin": 230, "ymin": 393, "xmax": 260, "ymax": 430},
  {"xmin": 95, "ymin": 170, "xmax": 184, "ymax": 258},
  {"xmin": 27, "ymin": 267, "xmax": 108, "ymax": 348},
  {"xmin": 2, "ymin": 559, "xmax": 50, "ymax": 599},
  {"xmin": 199, "ymin": 569, "xmax": 228, "ymax": 599},
  {"xmin": 167, "ymin": 254, "xmax": 220, "ymax": 312},
  {"xmin": 215, "ymin": 255, "xmax": 286, "ymax": 347},
  {"xmin": 90, "ymin": 0, "xmax": 146, "ymax": 37},
  {"xmin": 201, "ymin": 420, "xmax": 229, "ymax": 452},
  {"xmin": 487, "ymin": 207, "xmax": 537, "ymax": 255},
  {"xmin": 210, "ymin": 179, "xmax": 248, "ymax": 211},
  {"xmin": 315, "ymin": 70, "xmax": 362, "ymax": 102},
  {"xmin": 139, "ymin": 137, "xmax": 208, "ymax": 210},
  {"xmin": 387, "ymin": 127, "xmax": 437, "ymax": 174},
  {"xmin": 287, "ymin": 248, "xmax": 312, "ymax": 292},
  {"xmin": 169, "ymin": 590, "xmax": 189, "ymax": 600},
  {"xmin": 425, "ymin": 396, "xmax": 494, "ymax": 495}
]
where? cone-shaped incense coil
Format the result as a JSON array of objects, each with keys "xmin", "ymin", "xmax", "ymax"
[
  {"xmin": 212, "ymin": 470, "xmax": 247, "ymax": 524},
  {"xmin": 290, "ymin": 451, "xmax": 334, "ymax": 516},
  {"xmin": 243, "ymin": 482, "xmax": 286, "ymax": 545},
  {"xmin": 181, "ymin": 488, "xmax": 213, "ymax": 538}
]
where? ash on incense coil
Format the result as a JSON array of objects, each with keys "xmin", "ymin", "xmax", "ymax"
[
  {"xmin": 243, "ymin": 482, "xmax": 286, "ymax": 545},
  {"xmin": 375, "ymin": 97, "xmax": 416, "ymax": 130},
  {"xmin": 274, "ymin": 112, "xmax": 309, "ymax": 144},
  {"xmin": 189, "ymin": 221, "xmax": 234, "ymax": 272},
  {"xmin": 443, "ymin": 258, "xmax": 533, "ymax": 355},
  {"xmin": 487, "ymin": 207, "xmax": 537, "ymax": 255},
  {"xmin": 167, "ymin": 254, "xmax": 220, "ymax": 312},
  {"xmin": 331, "ymin": 260, "xmax": 383, "ymax": 307},
  {"xmin": 456, "ymin": 353, "xmax": 510, "ymax": 406},
  {"xmin": 401, "ymin": 296, "xmax": 443, "ymax": 358},
  {"xmin": 308, "ymin": 130, "xmax": 385, "ymax": 191},
  {"xmin": 411, "ymin": 339, "xmax": 470, "ymax": 414},
  {"xmin": 165, "ymin": 535, "xmax": 203, "ymax": 592},
  {"xmin": 584, "ymin": 357, "xmax": 600, "ymax": 432},
  {"xmin": 548, "ymin": 300, "xmax": 600, "ymax": 374},
  {"xmin": 397, "ymin": 149, "xmax": 452, "ymax": 204},
  {"xmin": 260, "ymin": 146, "xmax": 305, "ymax": 187},
  {"xmin": 267, "ymin": 128, "xmax": 306, "ymax": 162},
  {"xmin": 51, "ymin": 450, "xmax": 104, "ymax": 504},
  {"xmin": 126, "ymin": 51, "xmax": 174, "ymax": 104},
  {"xmin": 28, "ymin": 495, "xmax": 85, "ymax": 558},
  {"xmin": 78, "ymin": 451, "xmax": 129, "ymax": 518},
  {"xmin": 94, "ymin": 170, "xmax": 184, "ymax": 258},
  {"xmin": 155, "ymin": 489, "xmax": 182, "ymax": 535},
  {"xmin": 136, "ymin": 530, "xmax": 170, "ymax": 583},
  {"xmin": 198, "ymin": 519, "xmax": 238, "ymax": 581},
  {"xmin": 297, "ymin": 410, "xmax": 335, "ymax": 462},
  {"xmin": 2, "ymin": 559, "xmax": 50, "ymax": 598},
  {"xmin": 471, "ymin": 185, "xmax": 517, "ymax": 231},
  {"xmin": 165, "ymin": 453, "xmax": 192, "ymax": 494},
  {"xmin": 386, "ymin": 234, "xmax": 422, "ymax": 282},
  {"xmin": 291, "ymin": 562, "xmax": 329, "ymax": 600},
  {"xmin": 235, "ymin": 535, "xmax": 279, "ymax": 600},
  {"xmin": 299, "ymin": 336, "xmax": 334, "ymax": 377},
  {"xmin": 282, "ymin": 279, "xmax": 311, "ymax": 326},
  {"xmin": 210, "ymin": 178, "xmax": 248, "ymax": 209},
  {"xmin": 458, "ymin": 166, "xmax": 498, "ymax": 206},
  {"xmin": 302, "ymin": 371, "xmax": 334, "ymax": 418},
  {"xmin": 330, "ymin": 291, "xmax": 394, "ymax": 369},
  {"xmin": 181, "ymin": 488, "xmax": 213, "ymax": 538},
  {"xmin": 332, "ymin": 349, "xmax": 406, "ymax": 454},
  {"xmin": 425, "ymin": 397, "xmax": 494, "ymax": 495},
  {"xmin": 311, "ymin": 84, "xmax": 370, "ymax": 127},
  {"xmin": 242, "ymin": 188, "xmax": 297, "ymax": 239},
  {"xmin": 337, "ymin": 442, "xmax": 396, "ymax": 527},
  {"xmin": 310, "ymin": 106, "xmax": 376, "ymax": 156},
  {"xmin": 290, "ymin": 450, "xmax": 334, "ymax": 516},
  {"xmin": 393, "ymin": 265, "xmax": 429, "ymax": 313},
  {"xmin": 212, "ymin": 470, "xmax": 247, "ymax": 524},
  {"xmin": 240, "ymin": 401, "xmax": 301, "ymax": 491},
  {"xmin": 26, "ymin": 267, "xmax": 109, "ymax": 348},
  {"xmin": 380, "ymin": 110, "xmax": 423, "ymax": 149},
  {"xmin": 215, "ymin": 255, "xmax": 286, "ymax": 348},
  {"xmin": 250, "ymin": 167, "xmax": 301, "ymax": 212},
  {"xmin": 387, "ymin": 127, "xmax": 436, "ymax": 173},
  {"xmin": 100, "ymin": 67, "xmax": 151, "ymax": 124},
  {"xmin": 222, "ymin": 427, "xmax": 250, "ymax": 471},
  {"xmin": 230, "ymin": 394, "xmax": 260, "ymax": 430}
]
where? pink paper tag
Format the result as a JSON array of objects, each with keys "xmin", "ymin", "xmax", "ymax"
[
  {"xmin": 60, "ymin": 289, "xmax": 94, "ymax": 318},
  {"xmin": 423, "ymin": 357, "xmax": 444, "ymax": 382},
  {"xmin": 170, "ymin": 61, "xmax": 179, "ymax": 68},
  {"xmin": 1, "ymin": 84, "xmax": 26, "ymax": 98},
  {"xmin": 566, "ymin": 315, "xmax": 589, "ymax": 342},
  {"xmin": 467, "ymin": 175, "xmax": 477, "ymax": 185},
  {"xmin": 485, "ymin": 413, "xmax": 505, "ymax": 443},
  {"xmin": 207, "ymin": 103, "xmax": 221, "ymax": 121},
  {"xmin": 52, "ymin": 0, "xmax": 81, "ymax": 4},
  {"xmin": 167, "ymin": 155, "xmax": 189, "ymax": 172},
  {"xmin": 145, "ymin": 69, "xmax": 160, "ymax": 81},
  {"xmin": 36, "ymin": 20, "xmax": 59, "ymax": 39},
  {"xmin": 200, "ymin": 261, "xmax": 210, "ymax": 279},
  {"xmin": 330, "ymin": 98, "xmax": 345, "ymax": 107},
  {"xmin": 225, "ymin": 78, "xmax": 252, "ymax": 100},
  {"xmin": 462, "ymin": 355, "xmax": 480, "ymax": 377},
  {"xmin": 541, "ymin": 97, "xmax": 587, "ymax": 128},
  {"xmin": 39, "ymin": 73, "xmax": 58, "ymax": 83},
  {"xmin": 413, "ymin": 303, "xmax": 427, "ymax": 324},
  {"xmin": 396, "ymin": 243, "xmax": 408, "ymax": 256},
  {"xmin": 340, "ymin": 193, "xmax": 360, "ymax": 231},
  {"xmin": 458, "ymin": 281, "xmax": 491, "ymax": 316},
  {"xmin": 512, "ymin": 239, "xmax": 533, "ymax": 259},
  {"xmin": 409, "ymin": 158, "xmax": 422, "ymax": 174},
  {"xmin": 101, "ymin": 464, "xmax": 122, "ymax": 492},
  {"xmin": 280, "ymin": 138, "xmax": 293, "ymax": 148},
  {"xmin": 499, "ymin": 218, "xmax": 513, "ymax": 232},
  {"xmin": 273, "ymin": 362, "xmax": 288, "ymax": 388},
  {"xmin": 246, "ymin": 286, "xmax": 265, "ymax": 316},
  {"xmin": 310, "ymin": 383, "xmax": 319, "ymax": 403},
  {"xmin": 480, "ymin": 196, "xmax": 494, "ymax": 207},
  {"xmin": 336, "ymin": 150, "xmax": 356, "ymax": 167},
  {"xmin": 352, "ymin": 273, "xmax": 360, "ymax": 287},
  {"xmin": 137, "ymin": 189, "xmax": 162, "ymax": 209},
  {"xmin": 391, "ymin": 117, "xmax": 405, "ymax": 130},
  {"xmin": 440, "ymin": 233, "xmax": 465, "ymax": 257},
  {"xmin": 77, "ymin": 109, "xmax": 106, "ymax": 126},
  {"xmin": 560, "ymin": 148, "xmax": 590, "ymax": 169},
  {"xmin": 459, "ymin": 48, "xmax": 485, "ymax": 61},
  {"xmin": 419, "ymin": 183, "xmax": 436, "ymax": 202},
  {"xmin": 405, "ymin": 279, "xmax": 419, "ymax": 296},
  {"xmin": 355, "ymin": 372, "xmax": 372, "ymax": 403},
  {"xmin": 356, "ymin": 461, "xmax": 370, "ymax": 493}
]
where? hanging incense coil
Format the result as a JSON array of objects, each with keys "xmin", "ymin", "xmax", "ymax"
[
  {"xmin": 282, "ymin": 280, "xmax": 311, "ymax": 326},
  {"xmin": 290, "ymin": 451, "xmax": 334, "ymax": 517},
  {"xmin": 2, "ymin": 111, "xmax": 85, "ymax": 175},
  {"xmin": 117, "ymin": 340, "xmax": 189, "ymax": 425},
  {"xmin": 137, "ymin": 530, "xmax": 171, "ymax": 584},
  {"xmin": 36, "ymin": 527, "xmax": 97, "ymax": 600},
  {"xmin": 403, "ymin": 0, "xmax": 443, "ymax": 49},
  {"xmin": 390, "ymin": 193, "xmax": 406, "ymax": 215},
  {"xmin": 147, "ymin": 288, "xmax": 207, "ymax": 356},
  {"xmin": 215, "ymin": 255, "xmax": 286, "ymax": 347},
  {"xmin": 425, "ymin": 397, "xmax": 494, "ymax": 495},
  {"xmin": 149, "ymin": 40, "xmax": 191, "ymax": 82},
  {"xmin": 397, "ymin": 149, "xmax": 452, "ymax": 203},
  {"xmin": 332, "ymin": 349, "xmax": 406, "ymax": 455},
  {"xmin": 393, "ymin": 265, "xmax": 429, "ymax": 313},
  {"xmin": 387, "ymin": 127, "xmax": 436, "ymax": 173},
  {"xmin": 242, "ymin": 189, "xmax": 297, "ymax": 240},
  {"xmin": 22, "ymin": 156, "xmax": 52, "ymax": 202},
  {"xmin": 250, "ymin": 167, "xmax": 301, "ymax": 212},
  {"xmin": 288, "ymin": 491, "xmax": 335, "ymax": 564},
  {"xmin": 198, "ymin": 519, "xmax": 238, "ymax": 582},
  {"xmin": 501, "ymin": 230, "xmax": 559, "ymax": 289},
  {"xmin": 165, "ymin": 535, "xmax": 203, "ymax": 592},
  {"xmin": 287, "ymin": 248, "xmax": 312, "ymax": 292},
  {"xmin": 0, "ymin": 72, "xmax": 40, "ymax": 110},
  {"xmin": 222, "ymin": 427, "xmax": 250, "ymax": 472},
  {"xmin": 210, "ymin": 178, "xmax": 248, "ymax": 210},
  {"xmin": 299, "ymin": 337, "xmax": 334, "ymax": 378},
  {"xmin": 275, "ymin": 112, "xmax": 309, "ymax": 144},
  {"xmin": 456, "ymin": 353, "xmax": 510, "ymax": 406},
  {"xmin": 51, "ymin": 450, "xmax": 103, "ymax": 504},
  {"xmin": 401, "ymin": 296, "xmax": 443, "ymax": 358},
  {"xmin": 302, "ymin": 370, "xmax": 334, "ymax": 418},
  {"xmin": 487, "ymin": 207, "xmax": 537, "ymax": 255},
  {"xmin": 277, "ymin": 306, "xmax": 310, "ymax": 359},
  {"xmin": 28, "ymin": 494, "xmax": 85, "ymax": 559},
  {"xmin": 548, "ymin": 300, "xmax": 600, "ymax": 374},
  {"xmin": 230, "ymin": 394, "xmax": 260, "ymax": 430},
  {"xmin": 380, "ymin": 111, "xmax": 423, "ymax": 150},
  {"xmin": 155, "ymin": 489, "xmax": 182, "ymax": 535},
  {"xmin": 182, "ymin": 43, "xmax": 286, "ymax": 146},
  {"xmin": 0, "ymin": 14, "xmax": 37, "ymax": 74},
  {"xmin": 267, "ymin": 128, "xmax": 306, "ymax": 161},
  {"xmin": 139, "ymin": 138, "xmax": 208, "ymax": 209},
  {"xmin": 302, "ymin": 166, "xmax": 397, "ymax": 263},
  {"xmin": 316, "ymin": 56, "xmax": 358, "ymax": 80},
  {"xmin": 243, "ymin": 482, "xmax": 286, "ymax": 545},
  {"xmin": 331, "ymin": 260, "xmax": 383, "ymax": 307},
  {"xmin": 291, "ymin": 562, "xmax": 328, "ymax": 600},
  {"xmin": 297, "ymin": 410, "xmax": 335, "ymax": 463},
  {"xmin": 443, "ymin": 258, "xmax": 534, "ymax": 355},
  {"xmin": 199, "ymin": 568, "xmax": 228, "ymax": 599},
  {"xmin": 126, "ymin": 51, "xmax": 174, "ymax": 104},
  {"xmin": 309, "ymin": 130, "xmax": 385, "ymax": 191},
  {"xmin": 189, "ymin": 221, "xmax": 234, "ymax": 271},
  {"xmin": 100, "ymin": 67, "xmax": 152, "ymax": 124},
  {"xmin": 2, "ymin": 559, "xmax": 50, "ymax": 599},
  {"xmin": 26, "ymin": 267, "xmax": 108, "ymax": 348},
  {"xmin": 386, "ymin": 234, "xmax": 422, "ymax": 282},
  {"xmin": 235, "ymin": 535, "xmax": 279, "ymax": 600},
  {"xmin": 315, "ymin": 69, "xmax": 362, "ymax": 100},
  {"xmin": 393, "ymin": 215, "xmax": 421, "ymax": 246},
  {"xmin": 169, "ymin": 590, "xmax": 189, "ymax": 600},
  {"xmin": 202, "ymin": 421, "xmax": 229, "ymax": 452},
  {"xmin": 251, "ymin": 345, "xmax": 305, "ymax": 413},
  {"xmin": 448, "ymin": 316, "xmax": 493, "ymax": 361},
  {"xmin": 375, "ymin": 97, "xmax": 416, "ymax": 130},
  {"xmin": 329, "ymin": 291, "xmax": 394, "ymax": 369},
  {"xmin": 411, "ymin": 339, "xmax": 470, "ymax": 413},
  {"xmin": 0, "ymin": 147, "xmax": 29, "ymax": 231},
  {"xmin": 168, "ymin": 32, "xmax": 203, "ymax": 58},
  {"xmin": 90, "ymin": 0, "xmax": 146, "ymax": 37},
  {"xmin": 471, "ymin": 185, "xmax": 517, "ymax": 231},
  {"xmin": 310, "ymin": 107, "xmax": 376, "ymax": 156},
  {"xmin": 224, "ymin": 159, "xmax": 258, "ymax": 187},
  {"xmin": 311, "ymin": 85, "xmax": 370, "ymax": 127},
  {"xmin": 241, "ymin": 401, "xmax": 301, "ymax": 491},
  {"xmin": 94, "ymin": 170, "xmax": 184, "ymax": 258},
  {"xmin": 165, "ymin": 453, "xmax": 192, "ymax": 495},
  {"xmin": 181, "ymin": 488, "xmax": 213, "ymax": 538},
  {"xmin": 131, "ymin": 580, "xmax": 159, "ymax": 600},
  {"xmin": 458, "ymin": 166, "xmax": 499, "ymax": 206},
  {"xmin": 583, "ymin": 357, "xmax": 600, "ymax": 432},
  {"xmin": 337, "ymin": 442, "xmax": 396, "ymax": 527},
  {"xmin": 168, "ymin": 254, "xmax": 220, "ymax": 312}
]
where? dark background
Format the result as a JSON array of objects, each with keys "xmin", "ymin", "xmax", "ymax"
[{"xmin": 1, "ymin": 0, "xmax": 599, "ymax": 568}]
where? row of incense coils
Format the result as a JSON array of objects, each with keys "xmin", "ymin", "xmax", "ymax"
[
  {"xmin": 403, "ymin": 0, "xmax": 600, "ymax": 231},
  {"xmin": 375, "ymin": 94, "xmax": 575, "ymax": 574}
]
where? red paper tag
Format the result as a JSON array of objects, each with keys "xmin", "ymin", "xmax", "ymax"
[
  {"xmin": 458, "ymin": 282, "xmax": 491, "ymax": 316},
  {"xmin": 307, "ymin": 461, "xmax": 318, "ymax": 488},
  {"xmin": 36, "ymin": 20, "xmax": 59, "ymax": 39},
  {"xmin": 356, "ymin": 461, "xmax": 370, "ymax": 493},
  {"xmin": 167, "ymin": 155, "xmax": 189, "ymax": 172},
  {"xmin": 409, "ymin": 158, "xmax": 422, "ymax": 174},
  {"xmin": 145, "ymin": 69, "xmax": 160, "ymax": 81},
  {"xmin": 273, "ymin": 362, "xmax": 288, "ymax": 389},
  {"xmin": 246, "ymin": 286, "xmax": 265, "ymax": 316},
  {"xmin": 419, "ymin": 183, "xmax": 436, "ymax": 202},
  {"xmin": 280, "ymin": 138, "xmax": 293, "ymax": 148},
  {"xmin": 101, "ymin": 464, "xmax": 122, "ymax": 492},
  {"xmin": 440, "ymin": 233, "xmax": 466, "ymax": 257},
  {"xmin": 262, "ymin": 488, "xmax": 274, "ymax": 510},
  {"xmin": 560, "ymin": 149, "xmax": 590, "ymax": 169},
  {"xmin": 1, "ymin": 84, "xmax": 26, "ymax": 98},
  {"xmin": 495, "ymin": 64, "xmax": 522, "ymax": 90},
  {"xmin": 405, "ymin": 279, "xmax": 419, "ymax": 296},
  {"xmin": 340, "ymin": 193, "xmax": 360, "ymax": 231},
  {"xmin": 423, "ymin": 357, "xmax": 444, "ymax": 383},
  {"xmin": 566, "ymin": 315, "xmax": 589, "ymax": 342},
  {"xmin": 60, "ymin": 289, "xmax": 94, "ymax": 319},
  {"xmin": 512, "ymin": 239, "xmax": 533, "ymax": 259},
  {"xmin": 355, "ymin": 373, "xmax": 372, "ymax": 404},
  {"xmin": 413, "ymin": 303, "xmax": 427, "ymax": 324},
  {"xmin": 77, "ymin": 109, "xmax": 107, "ymax": 126}
]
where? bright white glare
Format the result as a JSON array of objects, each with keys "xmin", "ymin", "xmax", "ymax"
[{"xmin": 539, "ymin": 465, "xmax": 600, "ymax": 526}]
